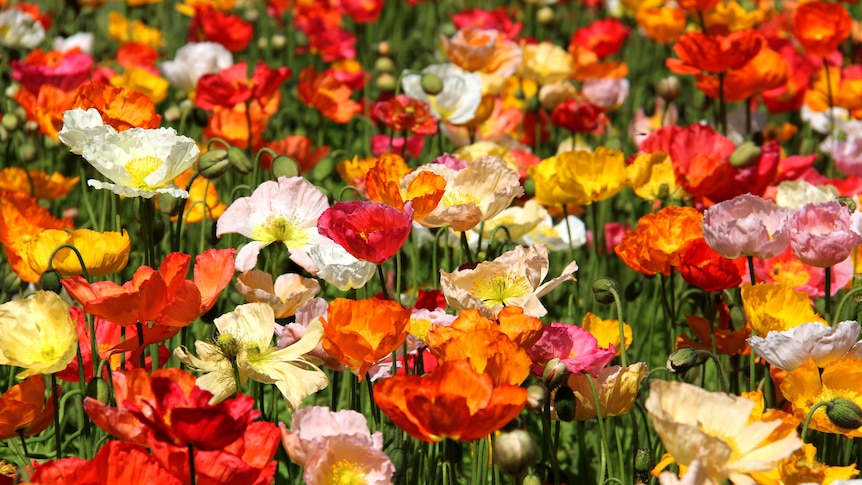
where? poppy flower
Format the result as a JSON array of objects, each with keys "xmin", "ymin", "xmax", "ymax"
[
  {"xmin": 582, "ymin": 312, "xmax": 632, "ymax": 358},
  {"xmin": 442, "ymin": 27, "xmax": 522, "ymax": 77},
  {"xmin": 216, "ymin": 176, "xmax": 329, "ymax": 273},
  {"xmin": 570, "ymin": 19, "xmax": 630, "ymax": 59},
  {"xmin": 187, "ymin": 4, "xmax": 253, "ymax": 52},
  {"xmin": 0, "ymin": 7, "xmax": 45, "ymax": 49},
  {"xmin": 235, "ymin": 270, "xmax": 320, "ymax": 319},
  {"xmin": 68, "ymin": 81, "xmax": 162, "ymax": 132},
  {"xmin": 110, "ymin": 66, "xmax": 170, "ymax": 105},
  {"xmin": 10, "ymin": 48, "xmax": 92, "ymax": 94},
  {"xmin": 792, "ymin": 2, "xmax": 851, "ymax": 58},
  {"xmin": 551, "ymin": 99, "xmax": 607, "ymax": 133},
  {"xmin": 321, "ymin": 298, "xmax": 412, "ymax": 379},
  {"xmin": 748, "ymin": 320, "xmax": 860, "ymax": 372},
  {"xmin": 635, "ymin": 7, "xmax": 686, "ymax": 45},
  {"xmin": 341, "ymin": 0, "xmax": 384, "ymax": 23},
  {"xmin": 531, "ymin": 147, "xmax": 626, "ymax": 207},
  {"xmin": 62, "ymin": 249, "xmax": 235, "ymax": 329},
  {"xmin": 666, "ymin": 30, "xmax": 763, "ymax": 75},
  {"xmin": 204, "ymin": 93, "xmax": 279, "ymax": 152},
  {"xmin": 0, "ymin": 375, "xmax": 56, "ymax": 440},
  {"xmin": 751, "ymin": 245, "xmax": 852, "ymax": 298},
  {"xmin": 789, "ymin": 201, "xmax": 862, "ymax": 268},
  {"xmin": 55, "ymin": 307, "xmax": 138, "ymax": 383},
  {"xmin": 12, "ymin": 84, "xmax": 77, "ymax": 140},
  {"xmin": 741, "ymin": 282, "xmax": 825, "ymax": 337},
  {"xmin": 0, "ymin": 291, "xmax": 78, "ymax": 379},
  {"xmin": 261, "ymin": 135, "xmax": 329, "ymax": 173},
  {"xmin": 528, "ymin": 321, "xmax": 615, "ymax": 378},
  {"xmin": 451, "ymin": 7, "xmax": 522, "ymax": 40},
  {"xmin": 0, "ymin": 167, "xmax": 79, "ymax": 200},
  {"xmin": 372, "ymin": 95, "xmax": 439, "ymax": 136},
  {"xmin": 615, "ymin": 206, "xmax": 703, "ymax": 276},
  {"xmin": 28, "ymin": 441, "xmax": 182, "ymax": 485},
  {"xmin": 781, "ymin": 358, "xmax": 862, "ymax": 438},
  {"xmin": 297, "ymin": 67, "xmax": 362, "ymax": 124},
  {"xmin": 365, "ymin": 155, "xmax": 447, "ymax": 222},
  {"xmin": 373, "ymin": 360, "xmax": 527, "ymax": 443},
  {"xmin": 107, "ymin": 11, "xmax": 164, "ymax": 49},
  {"xmin": 159, "ymin": 41, "xmax": 233, "ymax": 93},
  {"xmin": 517, "ymin": 42, "xmax": 574, "ymax": 86},
  {"xmin": 563, "ymin": 362, "xmax": 648, "ymax": 420},
  {"xmin": 195, "ymin": 61, "xmax": 290, "ymax": 111},
  {"xmin": 679, "ymin": 238, "xmax": 746, "ymax": 292},
  {"xmin": 401, "ymin": 63, "xmax": 483, "ymax": 125},
  {"xmin": 22, "ymin": 228, "xmax": 131, "ymax": 280},
  {"xmin": 676, "ymin": 313, "xmax": 751, "ymax": 357},
  {"xmin": 318, "ymin": 200, "xmax": 414, "ymax": 265}
]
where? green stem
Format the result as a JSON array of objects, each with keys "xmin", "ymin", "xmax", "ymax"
[
  {"xmin": 833, "ymin": 286, "xmax": 862, "ymax": 325},
  {"xmin": 377, "ymin": 264, "xmax": 390, "ymax": 300},
  {"xmin": 459, "ymin": 231, "xmax": 474, "ymax": 267},
  {"xmin": 584, "ymin": 372, "xmax": 611, "ymax": 484},
  {"xmin": 50, "ymin": 373, "xmax": 62, "ymax": 459},
  {"xmin": 609, "ymin": 288, "xmax": 627, "ymax": 367},
  {"xmin": 801, "ymin": 401, "xmax": 831, "ymax": 443},
  {"xmin": 46, "ymin": 244, "xmax": 91, "ymax": 281}
]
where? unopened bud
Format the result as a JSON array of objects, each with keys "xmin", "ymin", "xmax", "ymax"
[
  {"xmin": 656, "ymin": 77, "xmax": 681, "ymax": 103},
  {"xmin": 158, "ymin": 192, "xmax": 183, "ymax": 217},
  {"xmin": 375, "ymin": 56, "xmax": 395, "ymax": 73},
  {"xmin": 536, "ymin": 6, "xmax": 555, "ymax": 24},
  {"xmin": 826, "ymin": 398, "xmax": 862, "ymax": 430},
  {"xmin": 191, "ymin": 107, "xmax": 209, "ymax": 127},
  {"xmin": 493, "ymin": 429, "xmax": 538, "ymax": 477},
  {"xmin": 21, "ymin": 142, "xmax": 36, "ymax": 162},
  {"xmin": 543, "ymin": 358, "xmax": 569, "ymax": 390},
  {"xmin": 551, "ymin": 386, "xmax": 576, "ymax": 422},
  {"xmin": 40, "ymin": 269, "xmax": 62, "ymax": 293},
  {"xmin": 228, "ymin": 146, "xmax": 254, "ymax": 174},
  {"xmin": 163, "ymin": 106, "xmax": 182, "ymax": 123},
  {"xmin": 729, "ymin": 141, "xmax": 761, "ymax": 168},
  {"xmin": 2, "ymin": 113, "xmax": 19, "ymax": 132},
  {"xmin": 591, "ymin": 277, "xmax": 620, "ymax": 305},
  {"xmin": 837, "ymin": 196, "xmax": 857, "ymax": 214},
  {"xmin": 198, "ymin": 149, "xmax": 231, "ymax": 179},
  {"xmin": 635, "ymin": 448, "xmax": 652, "ymax": 472},
  {"xmin": 271, "ymin": 156, "xmax": 300, "ymax": 178},
  {"xmin": 522, "ymin": 474, "xmax": 542, "ymax": 485},
  {"xmin": 420, "ymin": 73, "xmax": 444, "ymax": 96},
  {"xmin": 387, "ymin": 446, "xmax": 405, "ymax": 473},
  {"xmin": 86, "ymin": 377, "xmax": 111, "ymax": 404},
  {"xmin": 271, "ymin": 34, "xmax": 287, "ymax": 50},
  {"xmin": 526, "ymin": 384, "xmax": 547, "ymax": 412},
  {"xmin": 376, "ymin": 73, "xmax": 397, "ymax": 91},
  {"xmin": 667, "ymin": 348, "xmax": 708, "ymax": 374}
]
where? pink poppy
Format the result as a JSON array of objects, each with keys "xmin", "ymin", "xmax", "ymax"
[
  {"xmin": 750, "ymin": 245, "xmax": 852, "ymax": 298},
  {"xmin": 702, "ymin": 194, "xmax": 791, "ymax": 259},
  {"xmin": 789, "ymin": 200, "xmax": 862, "ymax": 268},
  {"xmin": 526, "ymin": 322, "xmax": 615, "ymax": 378},
  {"xmin": 11, "ymin": 49, "xmax": 93, "ymax": 94}
]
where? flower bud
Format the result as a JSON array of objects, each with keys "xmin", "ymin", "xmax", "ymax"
[
  {"xmin": 420, "ymin": 73, "xmax": 444, "ymax": 96},
  {"xmin": 526, "ymin": 384, "xmax": 547, "ymax": 412},
  {"xmin": 666, "ymin": 348, "xmax": 707, "ymax": 374},
  {"xmin": 228, "ymin": 146, "xmax": 254, "ymax": 174},
  {"xmin": 86, "ymin": 377, "xmax": 111, "ymax": 404},
  {"xmin": 40, "ymin": 269, "xmax": 62, "ymax": 294},
  {"xmin": 536, "ymin": 6, "xmax": 555, "ymax": 24},
  {"xmin": 151, "ymin": 218, "xmax": 166, "ymax": 246},
  {"xmin": 493, "ymin": 429, "xmax": 538, "ymax": 477},
  {"xmin": 21, "ymin": 142, "xmax": 36, "ymax": 162},
  {"xmin": 376, "ymin": 73, "xmax": 397, "ymax": 91},
  {"xmin": 522, "ymin": 474, "xmax": 542, "ymax": 485},
  {"xmin": 198, "ymin": 149, "xmax": 231, "ymax": 179},
  {"xmin": 729, "ymin": 141, "xmax": 761, "ymax": 168},
  {"xmin": 591, "ymin": 277, "xmax": 620, "ymax": 305},
  {"xmin": 551, "ymin": 386, "xmax": 576, "ymax": 422},
  {"xmin": 656, "ymin": 77, "xmax": 681, "ymax": 103},
  {"xmin": 271, "ymin": 34, "xmax": 287, "ymax": 50},
  {"xmin": 163, "ymin": 105, "xmax": 182, "ymax": 123},
  {"xmin": 2, "ymin": 113, "xmax": 19, "ymax": 132},
  {"xmin": 542, "ymin": 358, "xmax": 569, "ymax": 390},
  {"xmin": 387, "ymin": 446, "xmax": 405, "ymax": 473},
  {"xmin": 826, "ymin": 398, "xmax": 862, "ymax": 430},
  {"xmin": 634, "ymin": 448, "xmax": 652, "ymax": 483},
  {"xmin": 272, "ymin": 156, "xmax": 300, "ymax": 178},
  {"xmin": 375, "ymin": 56, "xmax": 395, "ymax": 73},
  {"xmin": 158, "ymin": 192, "xmax": 183, "ymax": 217},
  {"xmin": 837, "ymin": 196, "xmax": 857, "ymax": 214}
]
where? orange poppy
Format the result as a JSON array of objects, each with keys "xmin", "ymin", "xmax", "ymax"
[
  {"xmin": 667, "ymin": 30, "xmax": 764, "ymax": 75},
  {"xmin": 426, "ymin": 307, "xmax": 543, "ymax": 386},
  {"xmin": 203, "ymin": 94, "xmax": 279, "ymax": 152},
  {"xmin": 29, "ymin": 441, "xmax": 182, "ymax": 485},
  {"xmin": 365, "ymin": 154, "xmax": 446, "ymax": 221},
  {"xmin": 373, "ymin": 360, "xmax": 527, "ymax": 443},
  {"xmin": 0, "ymin": 190, "xmax": 73, "ymax": 283},
  {"xmin": 0, "ymin": 375, "xmax": 56, "ymax": 440},
  {"xmin": 635, "ymin": 7, "xmax": 686, "ymax": 45},
  {"xmin": 261, "ymin": 135, "xmax": 330, "ymax": 173},
  {"xmin": 12, "ymin": 84, "xmax": 76, "ymax": 139},
  {"xmin": 321, "ymin": 298, "xmax": 412, "ymax": 380},
  {"xmin": 792, "ymin": 1, "xmax": 851, "ymax": 58},
  {"xmin": 69, "ymin": 81, "xmax": 162, "ymax": 131},
  {"xmin": 677, "ymin": 0, "xmax": 719, "ymax": 11},
  {"xmin": 678, "ymin": 238, "xmax": 746, "ymax": 292},
  {"xmin": 676, "ymin": 313, "xmax": 750, "ymax": 356},
  {"xmin": 694, "ymin": 45, "xmax": 789, "ymax": 102},
  {"xmin": 297, "ymin": 67, "xmax": 362, "ymax": 124},
  {"xmin": 171, "ymin": 169, "xmax": 227, "ymax": 224},
  {"xmin": 0, "ymin": 167, "xmax": 79, "ymax": 200},
  {"xmin": 804, "ymin": 66, "xmax": 862, "ymax": 113},
  {"xmin": 615, "ymin": 206, "xmax": 704, "ymax": 276}
]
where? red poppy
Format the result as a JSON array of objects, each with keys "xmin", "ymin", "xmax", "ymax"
[
  {"xmin": 370, "ymin": 135, "xmax": 425, "ymax": 159},
  {"xmin": 679, "ymin": 238, "xmax": 746, "ymax": 292},
  {"xmin": 29, "ymin": 441, "xmax": 182, "ymax": 485},
  {"xmin": 341, "ymin": 0, "xmax": 384, "ymax": 23},
  {"xmin": 792, "ymin": 1, "xmax": 851, "ymax": 58},
  {"xmin": 667, "ymin": 30, "xmax": 764, "ymax": 75},
  {"xmin": 62, "ymin": 249, "xmax": 235, "ymax": 328},
  {"xmin": 188, "ymin": 4, "xmax": 253, "ymax": 52},
  {"xmin": 373, "ymin": 360, "xmax": 527, "ymax": 443},
  {"xmin": 195, "ymin": 61, "xmax": 291, "ymax": 111},
  {"xmin": 302, "ymin": 25, "xmax": 357, "ymax": 63},
  {"xmin": 297, "ymin": 67, "xmax": 362, "ymax": 124},
  {"xmin": 570, "ymin": 19, "xmax": 630, "ymax": 59},
  {"xmin": 451, "ymin": 7, "xmax": 522, "ymax": 40},
  {"xmin": 372, "ymin": 95, "xmax": 438, "ymax": 136},
  {"xmin": 551, "ymin": 99, "xmax": 607, "ymax": 134},
  {"xmin": 116, "ymin": 42, "xmax": 159, "ymax": 73},
  {"xmin": 261, "ymin": 135, "xmax": 330, "ymax": 172},
  {"xmin": 0, "ymin": 375, "xmax": 56, "ymax": 440},
  {"xmin": 318, "ymin": 200, "xmax": 414, "ymax": 265}
]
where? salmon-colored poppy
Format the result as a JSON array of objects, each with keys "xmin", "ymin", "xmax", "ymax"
[
  {"xmin": 792, "ymin": 2, "xmax": 851, "ymax": 58},
  {"xmin": 261, "ymin": 135, "xmax": 330, "ymax": 173},
  {"xmin": 321, "ymin": 298, "xmax": 412, "ymax": 379},
  {"xmin": 0, "ymin": 375, "xmax": 56, "ymax": 440},
  {"xmin": 318, "ymin": 200, "xmax": 414, "ymax": 265},
  {"xmin": 297, "ymin": 67, "xmax": 362, "ymax": 124},
  {"xmin": 28, "ymin": 441, "xmax": 182, "ymax": 485},
  {"xmin": 373, "ymin": 360, "xmax": 527, "ymax": 443},
  {"xmin": 365, "ymin": 154, "xmax": 446, "ymax": 222},
  {"xmin": 69, "ymin": 81, "xmax": 162, "ymax": 131},
  {"xmin": 204, "ymin": 93, "xmax": 279, "ymax": 152},
  {"xmin": 615, "ymin": 206, "xmax": 704, "ymax": 276},
  {"xmin": 667, "ymin": 30, "xmax": 764, "ymax": 75}
]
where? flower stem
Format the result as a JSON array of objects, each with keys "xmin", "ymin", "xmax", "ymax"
[
  {"xmin": 747, "ymin": 255, "xmax": 756, "ymax": 285},
  {"xmin": 459, "ymin": 231, "xmax": 474, "ymax": 268},
  {"xmin": 188, "ymin": 443, "xmax": 197, "ymax": 485},
  {"xmin": 50, "ymin": 373, "xmax": 62, "ymax": 459},
  {"xmin": 825, "ymin": 265, "xmax": 832, "ymax": 323},
  {"xmin": 609, "ymin": 287, "xmax": 627, "ymax": 367},
  {"xmin": 801, "ymin": 401, "xmax": 831, "ymax": 443},
  {"xmin": 584, "ymin": 372, "xmax": 610, "ymax": 484},
  {"xmin": 377, "ymin": 264, "xmax": 390, "ymax": 300}
]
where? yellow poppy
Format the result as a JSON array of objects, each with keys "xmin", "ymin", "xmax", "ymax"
[{"xmin": 23, "ymin": 228, "xmax": 131, "ymax": 279}]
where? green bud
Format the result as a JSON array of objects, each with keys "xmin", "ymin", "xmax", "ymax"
[
  {"xmin": 536, "ymin": 6, "xmax": 554, "ymax": 24},
  {"xmin": 552, "ymin": 386, "xmax": 576, "ymax": 422},
  {"xmin": 158, "ymin": 192, "xmax": 183, "ymax": 217},
  {"xmin": 2, "ymin": 113, "xmax": 19, "ymax": 132},
  {"xmin": 40, "ymin": 269, "xmax": 62, "ymax": 294},
  {"xmin": 826, "ymin": 398, "xmax": 862, "ymax": 430},
  {"xmin": 493, "ymin": 429, "xmax": 538, "ymax": 477},
  {"xmin": 666, "ymin": 348, "xmax": 707, "ymax": 374},
  {"xmin": 86, "ymin": 377, "xmax": 111, "ymax": 404},
  {"xmin": 376, "ymin": 73, "xmax": 397, "ymax": 91},
  {"xmin": 4, "ymin": 272, "xmax": 21, "ymax": 294},
  {"xmin": 729, "ymin": 141, "xmax": 761, "ymax": 168},
  {"xmin": 634, "ymin": 448, "xmax": 652, "ymax": 472},
  {"xmin": 542, "ymin": 358, "xmax": 569, "ymax": 390},
  {"xmin": 151, "ymin": 218, "xmax": 166, "ymax": 245},
  {"xmin": 656, "ymin": 77, "xmax": 681, "ymax": 103},
  {"xmin": 525, "ymin": 384, "xmax": 547, "ymax": 413},
  {"xmin": 198, "ymin": 149, "xmax": 231, "ymax": 179},
  {"xmin": 21, "ymin": 143, "xmax": 36, "ymax": 162},
  {"xmin": 837, "ymin": 196, "xmax": 857, "ymax": 214},
  {"xmin": 591, "ymin": 277, "xmax": 620, "ymax": 305},
  {"xmin": 271, "ymin": 156, "xmax": 300, "ymax": 178},
  {"xmin": 227, "ymin": 146, "xmax": 254, "ymax": 174},
  {"xmin": 420, "ymin": 73, "xmax": 444, "ymax": 96},
  {"xmin": 271, "ymin": 34, "xmax": 287, "ymax": 50},
  {"xmin": 374, "ymin": 56, "xmax": 395, "ymax": 73},
  {"xmin": 522, "ymin": 474, "xmax": 542, "ymax": 485}
]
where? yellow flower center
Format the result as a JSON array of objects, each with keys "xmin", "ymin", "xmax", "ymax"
[
  {"xmin": 41, "ymin": 344, "xmax": 58, "ymax": 360},
  {"xmin": 125, "ymin": 155, "xmax": 165, "ymax": 189},
  {"xmin": 328, "ymin": 459, "xmax": 366, "ymax": 485},
  {"xmin": 770, "ymin": 259, "xmax": 810, "ymax": 289},
  {"xmin": 252, "ymin": 215, "xmax": 308, "ymax": 248},
  {"xmin": 441, "ymin": 190, "xmax": 480, "ymax": 207},
  {"xmin": 409, "ymin": 317, "xmax": 433, "ymax": 343},
  {"xmin": 0, "ymin": 461, "xmax": 16, "ymax": 476},
  {"xmin": 471, "ymin": 272, "xmax": 533, "ymax": 307}
]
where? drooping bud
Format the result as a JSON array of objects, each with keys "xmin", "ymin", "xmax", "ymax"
[
  {"xmin": 729, "ymin": 141, "xmax": 761, "ymax": 168},
  {"xmin": 198, "ymin": 149, "xmax": 231, "ymax": 179},
  {"xmin": 158, "ymin": 192, "xmax": 183, "ymax": 217},
  {"xmin": 666, "ymin": 348, "xmax": 707, "ymax": 374},
  {"xmin": 542, "ymin": 358, "xmax": 569, "ymax": 390},
  {"xmin": 551, "ymin": 386, "xmax": 576, "ymax": 422},
  {"xmin": 420, "ymin": 73, "xmax": 444, "ymax": 96},
  {"xmin": 526, "ymin": 384, "xmax": 547, "ymax": 413},
  {"xmin": 86, "ymin": 377, "xmax": 111, "ymax": 404},
  {"xmin": 272, "ymin": 156, "xmax": 300, "ymax": 178},
  {"xmin": 228, "ymin": 146, "xmax": 254, "ymax": 174},
  {"xmin": 40, "ymin": 269, "xmax": 62, "ymax": 294},
  {"xmin": 493, "ymin": 429, "xmax": 538, "ymax": 477},
  {"xmin": 591, "ymin": 277, "xmax": 621, "ymax": 305},
  {"xmin": 826, "ymin": 398, "xmax": 862, "ymax": 430},
  {"xmin": 656, "ymin": 77, "xmax": 681, "ymax": 103}
]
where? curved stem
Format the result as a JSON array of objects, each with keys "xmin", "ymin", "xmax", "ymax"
[
  {"xmin": 801, "ymin": 401, "xmax": 831, "ymax": 443},
  {"xmin": 609, "ymin": 287, "xmax": 627, "ymax": 367},
  {"xmin": 46, "ymin": 244, "xmax": 91, "ymax": 281},
  {"xmin": 833, "ymin": 286, "xmax": 862, "ymax": 325}
]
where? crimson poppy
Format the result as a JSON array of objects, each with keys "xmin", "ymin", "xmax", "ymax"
[
  {"xmin": 666, "ymin": 30, "xmax": 764, "ymax": 75},
  {"xmin": 372, "ymin": 95, "xmax": 438, "ymax": 136},
  {"xmin": 188, "ymin": 4, "xmax": 253, "ymax": 53},
  {"xmin": 318, "ymin": 200, "xmax": 414, "ymax": 265},
  {"xmin": 195, "ymin": 61, "xmax": 291, "ymax": 111},
  {"xmin": 551, "ymin": 99, "xmax": 606, "ymax": 134}
]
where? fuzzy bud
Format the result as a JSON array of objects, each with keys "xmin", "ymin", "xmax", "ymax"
[
  {"xmin": 826, "ymin": 398, "xmax": 862, "ymax": 430},
  {"xmin": 729, "ymin": 141, "xmax": 761, "ymax": 168},
  {"xmin": 376, "ymin": 73, "xmax": 397, "ymax": 91},
  {"xmin": 40, "ymin": 269, "xmax": 62, "ymax": 294},
  {"xmin": 375, "ymin": 56, "xmax": 395, "ymax": 73},
  {"xmin": 2, "ymin": 113, "xmax": 20, "ymax": 132},
  {"xmin": 228, "ymin": 146, "xmax": 254, "ymax": 174},
  {"xmin": 666, "ymin": 348, "xmax": 707, "ymax": 374},
  {"xmin": 493, "ymin": 429, "xmax": 538, "ymax": 477},
  {"xmin": 522, "ymin": 474, "xmax": 542, "ymax": 485},
  {"xmin": 158, "ymin": 192, "xmax": 183, "ymax": 217},
  {"xmin": 198, "ymin": 149, "xmax": 231, "ymax": 179},
  {"xmin": 542, "ymin": 358, "xmax": 569, "ymax": 390},
  {"xmin": 86, "ymin": 377, "xmax": 111, "ymax": 404},
  {"xmin": 551, "ymin": 386, "xmax": 576, "ymax": 422},
  {"xmin": 591, "ymin": 277, "xmax": 621, "ymax": 305},
  {"xmin": 420, "ymin": 73, "xmax": 444, "ymax": 96},
  {"xmin": 272, "ymin": 156, "xmax": 300, "ymax": 178},
  {"xmin": 526, "ymin": 384, "xmax": 547, "ymax": 412},
  {"xmin": 536, "ymin": 6, "xmax": 555, "ymax": 24},
  {"xmin": 656, "ymin": 76, "xmax": 681, "ymax": 103}
]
